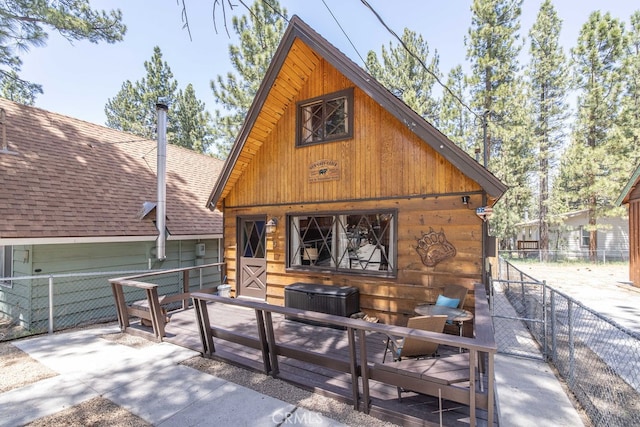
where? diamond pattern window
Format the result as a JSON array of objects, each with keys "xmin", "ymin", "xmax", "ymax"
[
  {"xmin": 287, "ymin": 211, "xmax": 395, "ymax": 277},
  {"xmin": 297, "ymin": 88, "xmax": 353, "ymax": 146}
]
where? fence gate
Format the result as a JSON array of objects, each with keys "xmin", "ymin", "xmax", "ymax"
[{"xmin": 491, "ymin": 259, "xmax": 547, "ymax": 360}]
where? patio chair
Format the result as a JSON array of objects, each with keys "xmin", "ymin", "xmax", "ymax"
[
  {"xmin": 442, "ymin": 284, "xmax": 468, "ymax": 309},
  {"xmin": 382, "ymin": 314, "xmax": 448, "ymax": 401},
  {"xmin": 382, "ymin": 315, "xmax": 448, "ymax": 363}
]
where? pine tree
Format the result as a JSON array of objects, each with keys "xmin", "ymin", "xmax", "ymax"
[
  {"xmin": 0, "ymin": 1, "xmax": 126, "ymax": 103},
  {"xmin": 365, "ymin": 28, "xmax": 440, "ymax": 124},
  {"xmin": 527, "ymin": 0, "xmax": 568, "ymax": 260},
  {"xmin": 173, "ymin": 84, "xmax": 214, "ymax": 153},
  {"xmin": 466, "ymin": 0, "xmax": 523, "ymax": 165},
  {"xmin": 210, "ymin": 0, "xmax": 288, "ymax": 157},
  {"xmin": 105, "ymin": 46, "xmax": 179, "ymax": 140},
  {"xmin": 617, "ymin": 11, "xmax": 640, "ymax": 171},
  {"xmin": 438, "ymin": 65, "xmax": 474, "ymax": 156},
  {"xmin": 0, "ymin": 71, "xmax": 41, "ymax": 105},
  {"xmin": 105, "ymin": 47, "xmax": 213, "ymax": 152},
  {"xmin": 557, "ymin": 11, "xmax": 626, "ymax": 262},
  {"xmin": 466, "ymin": 0, "xmax": 531, "ymax": 249}
]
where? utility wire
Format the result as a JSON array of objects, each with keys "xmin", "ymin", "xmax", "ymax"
[
  {"xmin": 191, "ymin": 1, "xmax": 482, "ymax": 126},
  {"xmin": 358, "ymin": 0, "xmax": 479, "ymax": 120},
  {"xmin": 321, "ymin": 0, "xmax": 370, "ymax": 73}
]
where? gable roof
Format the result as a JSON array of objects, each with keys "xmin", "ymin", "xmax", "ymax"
[
  {"xmin": 0, "ymin": 98, "xmax": 223, "ymax": 244},
  {"xmin": 617, "ymin": 163, "xmax": 640, "ymax": 206},
  {"xmin": 207, "ymin": 15, "xmax": 507, "ymax": 209}
]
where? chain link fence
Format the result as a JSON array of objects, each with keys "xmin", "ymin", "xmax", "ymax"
[
  {"xmin": 0, "ymin": 263, "xmax": 224, "ymax": 341},
  {"xmin": 493, "ymin": 258, "xmax": 640, "ymax": 427},
  {"xmin": 499, "ymin": 249, "xmax": 629, "ymax": 264}
]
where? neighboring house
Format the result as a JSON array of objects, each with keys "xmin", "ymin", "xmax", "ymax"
[
  {"xmin": 0, "ymin": 98, "xmax": 224, "ymax": 329},
  {"xmin": 514, "ymin": 210, "xmax": 629, "ymax": 261},
  {"xmin": 617, "ymin": 164, "xmax": 640, "ymax": 286},
  {"xmin": 207, "ymin": 16, "xmax": 507, "ymax": 325}
]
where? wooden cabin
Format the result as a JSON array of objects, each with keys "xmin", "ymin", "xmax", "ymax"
[
  {"xmin": 617, "ymin": 163, "xmax": 640, "ymax": 287},
  {"xmin": 207, "ymin": 16, "xmax": 507, "ymax": 325}
]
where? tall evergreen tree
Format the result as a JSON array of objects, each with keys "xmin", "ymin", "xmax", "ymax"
[
  {"xmin": 466, "ymin": 0, "xmax": 523, "ymax": 165},
  {"xmin": 173, "ymin": 84, "xmax": 215, "ymax": 153},
  {"xmin": 438, "ymin": 65, "xmax": 474, "ymax": 156},
  {"xmin": 365, "ymin": 28, "xmax": 440, "ymax": 124},
  {"xmin": 527, "ymin": 0, "xmax": 568, "ymax": 260},
  {"xmin": 210, "ymin": 0, "xmax": 288, "ymax": 157},
  {"xmin": 556, "ymin": 11, "xmax": 626, "ymax": 261},
  {"xmin": 0, "ymin": 1, "xmax": 126, "ymax": 103},
  {"xmin": 617, "ymin": 11, "xmax": 640, "ymax": 170},
  {"xmin": 466, "ymin": 0, "xmax": 531, "ymax": 248},
  {"xmin": 105, "ymin": 47, "xmax": 213, "ymax": 152},
  {"xmin": 105, "ymin": 46, "xmax": 179, "ymax": 140}
]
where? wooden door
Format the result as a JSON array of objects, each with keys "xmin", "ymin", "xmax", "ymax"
[{"xmin": 237, "ymin": 217, "xmax": 267, "ymax": 300}]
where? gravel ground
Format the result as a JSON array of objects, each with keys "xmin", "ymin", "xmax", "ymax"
[{"xmin": 0, "ymin": 342, "xmax": 57, "ymax": 394}]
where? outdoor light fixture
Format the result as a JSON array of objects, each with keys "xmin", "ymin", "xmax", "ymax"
[
  {"xmin": 461, "ymin": 195, "xmax": 470, "ymax": 205},
  {"xmin": 266, "ymin": 217, "xmax": 278, "ymax": 235}
]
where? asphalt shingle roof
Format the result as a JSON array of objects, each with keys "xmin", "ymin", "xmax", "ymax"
[{"xmin": 0, "ymin": 99, "xmax": 223, "ymax": 240}]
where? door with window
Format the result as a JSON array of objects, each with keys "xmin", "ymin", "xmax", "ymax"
[{"xmin": 237, "ymin": 217, "xmax": 267, "ymax": 300}]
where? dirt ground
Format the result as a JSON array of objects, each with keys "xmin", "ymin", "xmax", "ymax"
[
  {"xmin": 507, "ymin": 261, "xmax": 630, "ymax": 289},
  {"xmin": 507, "ymin": 261, "xmax": 640, "ymax": 331}
]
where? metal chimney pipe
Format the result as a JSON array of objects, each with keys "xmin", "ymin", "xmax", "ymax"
[{"xmin": 156, "ymin": 101, "xmax": 168, "ymax": 261}]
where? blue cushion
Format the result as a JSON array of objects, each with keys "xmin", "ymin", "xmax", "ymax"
[{"xmin": 435, "ymin": 294, "xmax": 459, "ymax": 308}]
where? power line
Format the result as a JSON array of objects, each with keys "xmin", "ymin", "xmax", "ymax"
[
  {"xmin": 198, "ymin": 1, "xmax": 487, "ymax": 138},
  {"xmin": 358, "ymin": 0, "xmax": 479, "ymax": 121},
  {"xmin": 321, "ymin": 0, "xmax": 370, "ymax": 73}
]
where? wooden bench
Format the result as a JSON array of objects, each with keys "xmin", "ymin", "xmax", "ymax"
[{"xmin": 111, "ymin": 277, "xmax": 218, "ymax": 341}]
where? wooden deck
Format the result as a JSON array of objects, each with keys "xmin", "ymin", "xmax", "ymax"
[
  {"xmin": 128, "ymin": 300, "xmax": 495, "ymax": 427},
  {"xmin": 110, "ymin": 269, "xmax": 496, "ymax": 427}
]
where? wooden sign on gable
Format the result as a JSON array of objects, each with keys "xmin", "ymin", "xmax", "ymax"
[{"xmin": 309, "ymin": 159, "xmax": 340, "ymax": 182}]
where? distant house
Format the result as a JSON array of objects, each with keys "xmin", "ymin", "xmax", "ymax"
[
  {"xmin": 0, "ymin": 98, "xmax": 224, "ymax": 329},
  {"xmin": 207, "ymin": 16, "xmax": 506, "ymax": 326},
  {"xmin": 514, "ymin": 210, "xmax": 629, "ymax": 261},
  {"xmin": 617, "ymin": 164, "xmax": 640, "ymax": 286}
]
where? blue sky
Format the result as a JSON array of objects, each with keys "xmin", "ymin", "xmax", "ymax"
[{"xmin": 18, "ymin": 0, "xmax": 639, "ymax": 126}]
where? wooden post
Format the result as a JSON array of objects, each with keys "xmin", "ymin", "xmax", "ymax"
[
  {"xmin": 182, "ymin": 269, "xmax": 190, "ymax": 310},
  {"xmin": 193, "ymin": 296, "xmax": 214, "ymax": 356}
]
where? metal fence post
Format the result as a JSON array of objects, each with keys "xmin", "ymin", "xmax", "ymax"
[
  {"xmin": 520, "ymin": 270, "xmax": 526, "ymax": 311},
  {"xmin": 542, "ymin": 281, "xmax": 547, "ymax": 360},
  {"xmin": 48, "ymin": 275, "xmax": 54, "ymax": 335},
  {"xmin": 568, "ymin": 299, "xmax": 574, "ymax": 386},
  {"xmin": 550, "ymin": 289, "xmax": 556, "ymax": 364},
  {"xmin": 489, "ymin": 277, "xmax": 494, "ymax": 316}
]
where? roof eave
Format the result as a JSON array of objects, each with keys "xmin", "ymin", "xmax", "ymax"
[
  {"xmin": 616, "ymin": 164, "xmax": 640, "ymax": 206},
  {"xmin": 207, "ymin": 19, "xmax": 302, "ymax": 210}
]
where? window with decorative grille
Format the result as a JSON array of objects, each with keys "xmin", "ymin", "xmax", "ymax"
[{"xmin": 297, "ymin": 88, "xmax": 353, "ymax": 146}]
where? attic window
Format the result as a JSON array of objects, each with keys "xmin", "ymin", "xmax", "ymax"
[{"xmin": 297, "ymin": 88, "xmax": 353, "ymax": 146}]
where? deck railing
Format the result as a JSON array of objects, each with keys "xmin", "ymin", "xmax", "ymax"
[
  {"xmin": 190, "ymin": 283, "xmax": 495, "ymax": 427},
  {"xmin": 108, "ymin": 262, "xmax": 225, "ymax": 340}
]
